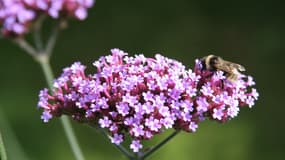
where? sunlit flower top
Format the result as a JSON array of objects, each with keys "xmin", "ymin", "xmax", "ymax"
[
  {"xmin": 38, "ymin": 49, "xmax": 259, "ymax": 152},
  {"xmin": 0, "ymin": 0, "xmax": 94, "ymax": 37}
]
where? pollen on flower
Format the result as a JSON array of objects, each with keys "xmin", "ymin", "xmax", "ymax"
[{"xmin": 37, "ymin": 49, "xmax": 258, "ymax": 152}]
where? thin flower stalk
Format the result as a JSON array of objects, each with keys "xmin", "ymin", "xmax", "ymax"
[{"xmin": 0, "ymin": 130, "xmax": 7, "ymax": 160}]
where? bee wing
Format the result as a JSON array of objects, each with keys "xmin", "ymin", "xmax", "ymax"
[
  {"xmin": 229, "ymin": 61, "xmax": 245, "ymax": 72},
  {"xmin": 237, "ymin": 64, "xmax": 246, "ymax": 71},
  {"xmin": 222, "ymin": 60, "xmax": 246, "ymax": 72},
  {"xmin": 214, "ymin": 60, "xmax": 235, "ymax": 73}
]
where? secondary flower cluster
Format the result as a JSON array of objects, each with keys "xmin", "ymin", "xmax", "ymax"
[
  {"xmin": 38, "ymin": 49, "xmax": 259, "ymax": 152},
  {"xmin": 193, "ymin": 60, "xmax": 259, "ymax": 122},
  {"xmin": 0, "ymin": 0, "xmax": 94, "ymax": 37}
]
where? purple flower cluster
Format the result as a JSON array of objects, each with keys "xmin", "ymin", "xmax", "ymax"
[
  {"xmin": 0, "ymin": 0, "xmax": 94, "ymax": 37},
  {"xmin": 193, "ymin": 60, "xmax": 259, "ymax": 122},
  {"xmin": 38, "ymin": 49, "xmax": 259, "ymax": 152}
]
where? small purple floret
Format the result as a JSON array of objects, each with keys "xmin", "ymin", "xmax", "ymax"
[{"xmin": 130, "ymin": 140, "xmax": 143, "ymax": 153}]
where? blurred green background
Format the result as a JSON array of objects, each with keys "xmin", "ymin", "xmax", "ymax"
[{"xmin": 0, "ymin": 0, "xmax": 284, "ymax": 160}]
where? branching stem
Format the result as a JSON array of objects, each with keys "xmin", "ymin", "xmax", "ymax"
[{"xmin": 13, "ymin": 20, "xmax": 85, "ymax": 160}]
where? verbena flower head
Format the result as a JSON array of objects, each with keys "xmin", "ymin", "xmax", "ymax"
[
  {"xmin": 0, "ymin": 0, "xmax": 94, "ymax": 37},
  {"xmin": 194, "ymin": 59, "xmax": 259, "ymax": 122},
  {"xmin": 38, "ymin": 49, "xmax": 259, "ymax": 152}
]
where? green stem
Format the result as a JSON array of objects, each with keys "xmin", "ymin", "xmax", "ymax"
[
  {"xmin": 60, "ymin": 116, "xmax": 85, "ymax": 160},
  {"xmin": 0, "ymin": 130, "xmax": 8, "ymax": 160},
  {"xmin": 134, "ymin": 152, "xmax": 144, "ymax": 160},
  {"xmin": 45, "ymin": 22, "xmax": 60, "ymax": 56},
  {"xmin": 0, "ymin": 109, "xmax": 29, "ymax": 160},
  {"xmin": 13, "ymin": 16, "xmax": 85, "ymax": 160},
  {"xmin": 89, "ymin": 124, "xmax": 134, "ymax": 160},
  {"xmin": 37, "ymin": 55, "xmax": 85, "ymax": 160},
  {"xmin": 33, "ymin": 15, "xmax": 45, "ymax": 51},
  {"xmin": 141, "ymin": 130, "xmax": 180, "ymax": 160},
  {"xmin": 14, "ymin": 38, "xmax": 37, "ymax": 58},
  {"xmin": 36, "ymin": 55, "xmax": 54, "ymax": 88}
]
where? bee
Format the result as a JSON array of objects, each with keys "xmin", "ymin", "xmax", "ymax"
[{"xmin": 201, "ymin": 55, "xmax": 246, "ymax": 82}]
